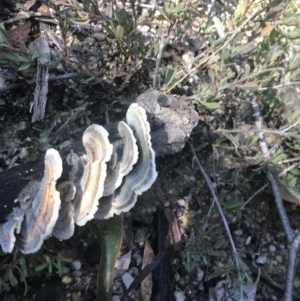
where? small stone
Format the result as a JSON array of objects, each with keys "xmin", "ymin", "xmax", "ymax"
[
  {"xmin": 0, "ymin": 99, "xmax": 5, "ymax": 105},
  {"xmin": 174, "ymin": 290, "xmax": 186, "ymax": 301},
  {"xmin": 256, "ymin": 255, "xmax": 267, "ymax": 265},
  {"xmin": 189, "ymin": 176, "xmax": 196, "ymax": 182},
  {"xmin": 275, "ymin": 255, "xmax": 283, "ymax": 263},
  {"xmin": 87, "ymin": 37, "xmax": 95, "ymax": 46},
  {"xmin": 93, "ymin": 32, "xmax": 105, "ymax": 41},
  {"xmin": 177, "ymin": 199, "xmax": 185, "ymax": 206},
  {"xmin": 72, "ymin": 292, "xmax": 81, "ymax": 301},
  {"xmin": 18, "ymin": 121, "xmax": 27, "ymax": 131},
  {"xmin": 72, "ymin": 260, "xmax": 82, "ymax": 271},
  {"xmin": 61, "ymin": 275, "xmax": 72, "ymax": 284},
  {"xmin": 294, "ymin": 276, "xmax": 300, "ymax": 288},
  {"xmin": 234, "ymin": 229, "xmax": 243, "ymax": 236},
  {"xmin": 122, "ymin": 272, "xmax": 134, "ymax": 289},
  {"xmin": 197, "ymin": 268, "xmax": 204, "ymax": 281},
  {"xmin": 0, "ymin": 77, "xmax": 7, "ymax": 90},
  {"xmin": 174, "ymin": 273, "xmax": 180, "ymax": 282},
  {"xmin": 269, "ymin": 245, "xmax": 276, "ymax": 253},
  {"xmin": 141, "ymin": 25, "xmax": 150, "ymax": 32},
  {"xmin": 112, "ymin": 296, "xmax": 120, "ymax": 301},
  {"xmin": 132, "ymin": 253, "xmax": 142, "ymax": 266},
  {"xmin": 182, "ymin": 51, "xmax": 194, "ymax": 71},
  {"xmin": 60, "ymin": 140, "xmax": 72, "ymax": 149}
]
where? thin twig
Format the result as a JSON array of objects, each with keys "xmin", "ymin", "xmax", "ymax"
[
  {"xmin": 153, "ymin": 35, "xmax": 165, "ymax": 90},
  {"xmin": 189, "ymin": 142, "xmax": 244, "ymax": 285},
  {"xmin": 258, "ymin": 81, "xmax": 300, "ymax": 91},
  {"xmin": 206, "ymin": 0, "xmax": 225, "ymax": 38},
  {"xmin": 212, "ymin": 127, "xmax": 300, "ymax": 137},
  {"xmin": 285, "ymin": 232, "xmax": 300, "ymax": 301},
  {"xmin": 241, "ymin": 184, "xmax": 268, "ymax": 209},
  {"xmin": 247, "ymin": 92, "xmax": 297, "ymax": 301},
  {"xmin": 278, "ymin": 162, "xmax": 300, "ymax": 177}
]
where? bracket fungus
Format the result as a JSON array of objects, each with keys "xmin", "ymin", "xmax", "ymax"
[
  {"xmin": 0, "ymin": 208, "xmax": 24, "ymax": 253},
  {"xmin": 73, "ymin": 124, "xmax": 113, "ymax": 226},
  {"xmin": 1, "ymin": 97, "xmax": 190, "ymax": 253},
  {"xmin": 52, "ymin": 182, "xmax": 76, "ymax": 240},
  {"xmin": 17, "ymin": 148, "xmax": 63, "ymax": 254},
  {"xmin": 110, "ymin": 104, "xmax": 157, "ymax": 215},
  {"xmin": 103, "ymin": 121, "xmax": 139, "ymax": 196}
]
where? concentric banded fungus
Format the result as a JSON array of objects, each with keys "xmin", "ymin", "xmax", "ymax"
[
  {"xmin": 17, "ymin": 148, "xmax": 62, "ymax": 254},
  {"xmin": 103, "ymin": 121, "xmax": 138, "ymax": 196},
  {"xmin": 73, "ymin": 125, "xmax": 113, "ymax": 226},
  {"xmin": 0, "ymin": 208, "xmax": 24, "ymax": 253},
  {"xmin": 52, "ymin": 182, "xmax": 76, "ymax": 240},
  {"xmin": 112, "ymin": 104, "xmax": 157, "ymax": 215},
  {"xmin": 94, "ymin": 194, "xmax": 114, "ymax": 220}
]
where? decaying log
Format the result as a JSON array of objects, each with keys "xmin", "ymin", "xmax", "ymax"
[{"xmin": 0, "ymin": 90, "xmax": 198, "ymax": 221}]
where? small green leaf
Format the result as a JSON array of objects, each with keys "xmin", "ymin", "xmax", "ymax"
[
  {"xmin": 198, "ymin": 100, "xmax": 219, "ymax": 109},
  {"xmin": 282, "ymin": 15, "xmax": 300, "ymax": 26},
  {"xmin": 85, "ymin": 115, "xmax": 91, "ymax": 125},
  {"xmin": 0, "ymin": 277, "xmax": 10, "ymax": 292},
  {"xmin": 28, "ymin": 152, "xmax": 38, "ymax": 162},
  {"xmin": 209, "ymin": 250, "xmax": 227, "ymax": 257},
  {"xmin": 225, "ymin": 199, "xmax": 243, "ymax": 209},
  {"xmin": 207, "ymin": 268, "xmax": 226, "ymax": 280},
  {"xmin": 1, "ymin": 51, "xmax": 30, "ymax": 63},
  {"xmin": 173, "ymin": 2, "xmax": 183, "ymax": 14},
  {"xmin": 283, "ymin": 29, "xmax": 300, "ymax": 40},
  {"xmin": 8, "ymin": 270, "xmax": 18, "ymax": 287},
  {"xmin": 208, "ymin": 69, "xmax": 215, "ymax": 82},
  {"xmin": 114, "ymin": 25, "xmax": 124, "ymax": 40},
  {"xmin": 287, "ymin": 176, "xmax": 297, "ymax": 188},
  {"xmin": 35, "ymin": 263, "xmax": 48, "ymax": 271},
  {"xmin": 102, "ymin": 25, "xmax": 115, "ymax": 37},
  {"xmin": 0, "ymin": 24, "xmax": 8, "ymax": 44},
  {"xmin": 18, "ymin": 63, "xmax": 32, "ymax": 71},
  {"xmin": 46, "ymin": 53, "xmax": 62, "ymax": 70},
  {"xmin": 220, "ymin": 48, "xmax": 230, "ymax": 60},
  {"xmin": 158, "ymin": 8, "xmax": 169, "ymax": 21}
]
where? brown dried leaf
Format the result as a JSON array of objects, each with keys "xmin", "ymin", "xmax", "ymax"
[
  {"xmin": 37, "ymin": 4, "xmax": 50, "ymax": 15},
  {"xmin": 24, "ymin": 0, "xmax": 36, "ymax": 10},
  {"xmin": 164, "ymin": 208, "xmax": 182, "ymax": 251},
  {"xmin": 7, "ymin": 21, "xmax": 31, "ymax": 45},
  {"xmin": 141, "ymin": 239, "xmax": 154, "ymax": 301},
  {"xmin": 261, "ymin": 25, "xmax": 275, "ymax": 37}
]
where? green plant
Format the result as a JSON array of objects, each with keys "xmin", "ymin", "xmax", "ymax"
[
  {"xmin": 0, "ymin": 256, "xmax": 28, "ymax": 295},
  {"xmin": 185, "ymin": 222, "xmax": 228, "ymax": 272},
  {"xmin": 35, "ymin": 255, "xmax": 69, "ymax": 277}
]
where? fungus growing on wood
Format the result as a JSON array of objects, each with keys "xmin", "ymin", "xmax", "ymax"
[
  {"xmin": 17, "ymin": 148, "xmax": 62, "ymax": 254},
  {"xmin": 94, "ymin": 194, "xmax": 114, "ymax": 220},
  {"xmin": 0, "ymin": 208, "xmax": 24, "ymax": 253},
  {"xmin": 73, "ymin": 125, "xmax": 113, "ymax": 226},
  {"xmin": 103, "ymin": 121, "xmax": 139, "ymax": 196},
  {"xmin": 112, "ymin": 104, "xmax": 157, "ymax": 215},
  {"xmin": 52, "ymin": 182, "xmax": 76, "ymax": 240}
]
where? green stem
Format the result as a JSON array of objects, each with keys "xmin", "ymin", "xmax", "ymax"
[{"xmin": 97, "ymin": 214, "xmax": 123, "ymax": 301}]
